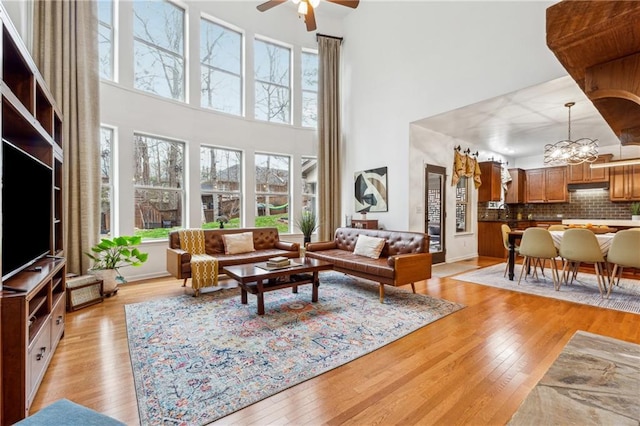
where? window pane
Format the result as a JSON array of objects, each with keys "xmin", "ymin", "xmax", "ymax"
[
  {"xmin": 254, "ymin": 39, "xmax": 291, "ymax": 123},
  {"xmin": 302, "ymin": 91, "xmax": 317, "ymax": 128},
  {"xmin": 134, "ymin": 41, "xmax": 185, "ymax": 100},
  {"xmin": 98, "ymin": 1, "xmax": 113, "ymax": 80},
  {"xmin": 134, "ymin": 135, "xmax": 184, "ymax": 188},
  {"xmin": 100, "ymin": 127, "xmax": 113, "ymax": 237},
  {"xmin": 254, "ymin": 40, "xmax": 290, "ymax": 84},
  {"xmin": 255, "ymin": 83, "xmax": 290, "ymax": 123},
  {"xmin": 200, "ymin": 19, "xmax": 242, "ymax": 115},
  {"xmin": 133, "ymin": 134, "xmax": 184, "ymax": 239},
  {"xmin": 201, "ymin": 67, "xmax": 241, "ymax": 115},
  {"xmin": 255, "ymin": 154, "xmax": 290, "ymax": 232},
  {"xmin": 133, "ymin": 0, "xmax": 184, "ymax": 55},
  {"xmin": 200, "ymin": 146, "xmax": 242, "ymax": 228},
  {"xmin": 456, "ymin": 177, "xmax": 469, "ymax": 233},
  {"xmin": 301, "ymin": 51, "xmax": 317, "ymax": 128},
  {"xmin": 301, "ymin": 51, "xmax": 317, "ymax": 91},
  {"xmin": 301, "ymin": 156, "xmax": 317, "ymax": 216},
  {"xmin": 133, "ymin": 0, "xmax": 185, "ymax": 101},
  {"xmin": 134, "ymin": 188, "xmax": 183, "ymax": 231}
]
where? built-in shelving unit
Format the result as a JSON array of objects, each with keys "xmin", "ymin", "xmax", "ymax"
[{"xmin": 0, "ymin": 4, "xmax": 65, "ymax": 424}]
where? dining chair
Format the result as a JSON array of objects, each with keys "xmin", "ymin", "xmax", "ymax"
[
  {"xmin": 558, "ymin": 228, "xmax": 609, "ymax": 296},
  {"xmin": 517, "ymin": 227, "xmax": 561, "ymax": 289},
  {"xmin": 501, "ymin": 224, "xmax": 521, "ymax": 277},
  {"xmin": 605, "ymin": 230, "xmax": 640, "ymax": 297}
]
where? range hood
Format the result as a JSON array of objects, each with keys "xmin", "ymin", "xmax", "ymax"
[{"xmin": 567, "ymin": 182, "xmax": 609, "ymax": 191}]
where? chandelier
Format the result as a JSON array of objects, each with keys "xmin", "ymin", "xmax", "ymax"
[{"xmin": 544, "ymin": 102, "xmax": 598, "ymax": 166}]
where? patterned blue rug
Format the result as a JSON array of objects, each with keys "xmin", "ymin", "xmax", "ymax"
[{"xmin": 125, "ymin": 271, "xmax": 465, "ymax": 425}]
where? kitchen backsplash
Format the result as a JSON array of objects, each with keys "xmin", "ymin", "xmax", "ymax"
[{"xmin": 478, "ymin": 189, "xmax": 634, "ymax": 220}]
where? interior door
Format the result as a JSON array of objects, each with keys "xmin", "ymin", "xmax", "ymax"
[{"xmin": 425, "ymin": 164, "xmax": 446, "ymax": 264}]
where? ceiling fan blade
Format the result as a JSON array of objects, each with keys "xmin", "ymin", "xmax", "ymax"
[
  {"xmin": 305, "ymin": 2, "xmax": 317, "ymax": 31},
  {"xmin": 257, "ymin": 0, "xmax": 287, "ymax": 12},
  {"xmin": 325, "ymin": 0, "xmax": 359, "ymax": 8}
]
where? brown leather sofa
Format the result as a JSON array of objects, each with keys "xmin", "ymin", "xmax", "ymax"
[
  {"xmin": 305, "ymin": 227, "xmax": 432, "ymax": 302},
  {"xmin": 166, "ymin": 227, "xmax": 300, "ymax": 286}
]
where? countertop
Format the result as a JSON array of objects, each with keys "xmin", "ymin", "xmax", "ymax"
[{"xmin": 562, "ymin": 219, "xmax": 640, "ymax": 227}]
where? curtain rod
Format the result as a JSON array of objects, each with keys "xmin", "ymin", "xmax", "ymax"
[{"xmin": 316, "ymin": 33, "xmax": 343, "ymax": 41}]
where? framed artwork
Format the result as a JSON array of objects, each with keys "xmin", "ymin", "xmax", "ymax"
[{"xmin": 354, "ymin": 167, "xmax": 388, "ymax": 212}]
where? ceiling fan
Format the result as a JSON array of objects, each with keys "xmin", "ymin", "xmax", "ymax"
[{"xmin": 256, "ymin": 0, "xmax": 360, "ymax": 32}]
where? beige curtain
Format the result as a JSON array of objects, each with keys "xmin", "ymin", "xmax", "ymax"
[
  {"xmin": 317, "ymin": 35, "xmax": 342, "ymax": 240},
  {"xmin": 33, "ymin": 0, "xmax": 101, "ymax": 275}
]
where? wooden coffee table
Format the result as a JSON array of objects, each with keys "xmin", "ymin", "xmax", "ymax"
[{"xmin": 222, "ymin": 258, "xmax": 333, "ymax": 315}]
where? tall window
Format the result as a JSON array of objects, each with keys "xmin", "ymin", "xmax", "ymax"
[
  {"xmin": 133, "ymin": 0, "xmax": 185, "ymax": 101},
  {"xmin": 201, "ymin": 146, "xmax": 242, "ymax": 229},
  {"xmin": 301, "ymin": 156, "xmax": 317, "ymax": 216},
  {"xmin": 254, "ymin": 39, "xmax": 291, "ymax": 124},
  {"xmin": 98, "ymin": 0, "xmax": 115, "ymax": 80},
  {"xmin": 133, "ymin": 134, "xmax": 184, "ymax": 239},
  {"xmin": 456, "ymin": 177, "xmax": 470, "ymax": 233},
  {"xmin": 100, "ymin": 126, "xmax": 114, "ymax": 237},
  {"xmin": 255, "ymin": 153, "xmax": 290, "ymax": 233},
  {"xmin": 200, "ymin": 18, "xmax": 243, "ymax": 115},
  {"xmin": 301, "ymin": 51, "xmax": 318, "ymax": 128}
]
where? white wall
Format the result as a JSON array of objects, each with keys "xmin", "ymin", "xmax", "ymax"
[{"xmin": 340, "ymin": 1, "xmax": 567, "ymax": 261}]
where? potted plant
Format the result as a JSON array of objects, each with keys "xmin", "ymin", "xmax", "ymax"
[
  {"xmin": 216, "ymin": 215, "xmax": 229, "ymax": 229},
  {"xmin": 296, "ymin": 210, "xmax": 318, "ymax": 245},
  {"xmin": 85, "ymin": 235, "xmax": 149, "ymax": 296},
  {"xmin": 631, "ymin": 202, "xmax": 640, "ymax": 221}
]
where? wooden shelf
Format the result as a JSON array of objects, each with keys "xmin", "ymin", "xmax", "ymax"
[{"xmin": 0, "ymin": 4, "xmax": 66, "ymax": 424}]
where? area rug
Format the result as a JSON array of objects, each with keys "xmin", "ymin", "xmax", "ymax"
[
  {"xmin": 124, "ymin": 271, "xmax": 465, "ymax": 425},
  {"xmin": 454, "ymin": 263, "xmax": 640, "ymax": 314},
  {"xmin": 431, "ymin": 262, "xmax": 480, "ymax": 278},
  {"xmin": 508, "ymin": 330, "xmax": 640, "ymax": 425}
]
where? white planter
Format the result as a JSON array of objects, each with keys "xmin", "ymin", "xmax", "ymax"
[
  {"xmin": 632, "ymin": 215, "xmax": 640, "ymax": 221},
  {"xmin": 88, "ymin": 269, "xmax": 120, "ymax": 296}
]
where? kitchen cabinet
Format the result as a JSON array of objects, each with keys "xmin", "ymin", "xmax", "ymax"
[
  {"xmin": 477, "ymin": 221, "xmax": 532, "ymax": 258},
  {"xmin": 525, "ymin": 167, "xmax": 567, "ymax": 203},
  {"xmin": 505, "ymin": 168, "xmax": 526, "ymax": 204},
  {"xmin": 609, "ymin": 164, "xmax": 640, "ymax": 201},
  {"xmin": 567, "ymin": 154, "xmax": 613, "ymax": 183},
  {"xmin": 478, "ymin": 161, "xmax": 502, "ymax": 202}
]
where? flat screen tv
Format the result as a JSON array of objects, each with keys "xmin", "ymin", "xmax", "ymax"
[{"xmin": 2, "ymin": 139, "xmax": 53, "ymax": 282}]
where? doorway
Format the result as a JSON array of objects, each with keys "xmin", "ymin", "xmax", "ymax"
[{"xmin": 425, "ymin": 164, "xmax": 446, "ymax": 264}]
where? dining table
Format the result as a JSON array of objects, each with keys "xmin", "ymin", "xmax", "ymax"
[{"xmin": 506, "ymin": 229, "xmax": 617, "ymax": 281}]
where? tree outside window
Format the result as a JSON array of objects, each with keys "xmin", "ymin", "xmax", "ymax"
[
  {"xmin": 301, "ymin": 51, "xmax": 318, "ymax": 128},
  {"xmin": 255, "ymin": 153, "xmax": 290, "ymax": 233},
  {"xmin": 133, "ymin": 134, "xmax": 184, "ymax": 239},
  {"xmin": 98, "ymin": 0, "xmax": 114, "ymax": 81},
  {"xmin": 200, "ymin": 17, "xmax": 243, "ymax": 116},
  {"xmin": 456, "ymin": 177, "xmax": 470, "ymax": 233},
  {"xmin": 254, "ymin": 39, "xmax": 291, "ymax": 124},
  {"xmin": 133, "ymin": 0, "xmax": 185, "ymax": 101},
  {"xmin": 100, "ymin": 126, "xmax": 114, "ymax": 237},
  {"xmin": 201, "ymin": 146, "xmax": 242, "ymax": 229}
]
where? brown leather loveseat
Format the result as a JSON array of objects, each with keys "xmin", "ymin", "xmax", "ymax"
[
  {"xmin": 305, "ymin": 227, "xmax": 432, "ymax": 302},
  {"xmin": 166, "ymin": 227, "xmax": 299, "ymax": 287}
]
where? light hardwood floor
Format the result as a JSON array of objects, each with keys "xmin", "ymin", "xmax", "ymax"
[{"xmin": 31, "ymin": 257, "xmax": 640, "ymax": 425}]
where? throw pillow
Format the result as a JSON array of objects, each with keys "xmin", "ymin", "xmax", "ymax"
[
  {"xmin": 353, "ymin": 234, "xmax": 386, "ymax": 259},
  {"xmin": 222, "ymin": 232, "xmax": 256, "ymax": 255}
]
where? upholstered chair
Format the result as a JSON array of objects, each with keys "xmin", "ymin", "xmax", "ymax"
[
  {"xmin": 517, "ymin": 228, "xmax": 561, "ymax": 290},
  {"xmin": 559, "ymin": 228, "xmax": 608, "ymax": 297}
]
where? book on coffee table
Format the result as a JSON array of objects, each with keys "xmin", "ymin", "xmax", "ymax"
[{"xmin": 266, "ymin": 256, "xmax": 290, "ymax": 268}]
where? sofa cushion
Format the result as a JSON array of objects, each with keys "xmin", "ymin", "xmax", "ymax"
[
  {"xmin": 306, "ymin": 249, "xmax": 394, "ymax": 279},
  {"xmin": 353, "ymin": 234, "xmax": 386, "ymax": 259},
  {"xmin": 222, "ymin": 232, "xmax": 255, "ymax": 254}
]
